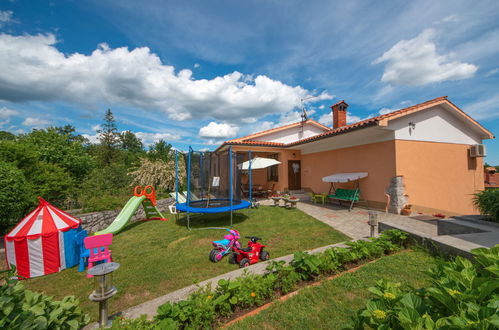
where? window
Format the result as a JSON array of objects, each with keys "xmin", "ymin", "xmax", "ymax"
[{"xmin": 267, "ymin": 153, "xmax": 279, "ymax": 181}]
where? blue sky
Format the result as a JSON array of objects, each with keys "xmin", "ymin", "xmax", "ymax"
[{"xmin": 0, "ymin": 0, "xmax": 498, "ymax": 163}]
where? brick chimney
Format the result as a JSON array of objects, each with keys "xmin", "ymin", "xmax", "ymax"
[{"xmin": 331, "ymin": 100, "xmax": 349, "ymax": 129}]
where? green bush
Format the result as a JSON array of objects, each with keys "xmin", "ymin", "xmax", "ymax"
[
  {"xmin": 349, "ymin": 245, "xmax": 499, "ymax": 329},
  {"xmin": 473, "ymin": 189, "xmax": 499, "ymax": 223},
  {"xmin": 0, "ymin": 161, "xmax": 35, "ymax": 235},
  {"xmin": 110, "ymin": 315, "xmax": 156, "ymax": 329},
  {"xmin": 0, "ymin": 267, "xmax": 89, "ymax": 329}
]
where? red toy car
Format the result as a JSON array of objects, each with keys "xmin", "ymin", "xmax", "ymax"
[{"xmin": 229, "ymin": 236, "xmax": 269, "ymax": 268}]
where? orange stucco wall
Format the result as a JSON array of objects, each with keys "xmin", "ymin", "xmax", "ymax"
[
  {"xmin": 301, "ymin": 141, "xmax": 397, "ymax": 203},
  {"xmin": 231, "ymin": 146, "xmax": 301, "ymax": 192},
  {"xmin": 395, "ymin": 140, "xmax": 484, "ymax": 215}
]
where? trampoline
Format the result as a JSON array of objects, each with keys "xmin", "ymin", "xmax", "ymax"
[{"xmin": 175, "ymin": 147, "xmax": 253, "ymax": 229}]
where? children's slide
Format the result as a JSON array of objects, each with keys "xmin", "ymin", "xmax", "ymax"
[{"xmin": 95, "ymin": 186, "xmax": 167, "ymax": 235}]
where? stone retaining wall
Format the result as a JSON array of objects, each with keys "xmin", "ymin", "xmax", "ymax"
[{"xmin": 74, "ymin": 198, "xmax": 174, "ymax": 233}]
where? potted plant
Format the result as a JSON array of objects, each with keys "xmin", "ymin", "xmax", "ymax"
[{"xmin": 401, "ymin": 204, "xmax": 412, "ymax": 216}]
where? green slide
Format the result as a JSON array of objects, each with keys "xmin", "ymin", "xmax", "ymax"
[{"xmin": 95, "ymin": 195, "xmax": 152, "ymax": 235}]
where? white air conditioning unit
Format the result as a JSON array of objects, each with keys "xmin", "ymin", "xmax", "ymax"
[{"xmin": 469, "ymin": 144, "xmax": 486, "ymax": 157}]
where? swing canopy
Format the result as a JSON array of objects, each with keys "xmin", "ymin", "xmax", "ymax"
[{"xmin": 322, "ymin": 172, "xmax": 368, "ymax": 183}]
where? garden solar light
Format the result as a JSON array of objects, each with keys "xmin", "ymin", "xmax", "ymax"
[
  {"xmin": 88, "ymin": 262, "xmax": 120, "ymax": 328},
  {"xmin": 368, "ymin": 211, "xmax": 378, "ymax": 238}
]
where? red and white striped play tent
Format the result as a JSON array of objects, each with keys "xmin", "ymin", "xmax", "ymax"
[{"xmin": 4, "ymin": 197, "xmax": 82, "ymax": 279}]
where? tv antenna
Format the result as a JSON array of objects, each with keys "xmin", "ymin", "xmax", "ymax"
[{"xmin": 300, "ymin": 95, "xmax": 320, "ymax": 125}]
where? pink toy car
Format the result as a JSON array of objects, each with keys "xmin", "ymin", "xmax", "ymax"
[{"xmin": 209, "ymin": 229, "xmax": 241, "ymax": 262}]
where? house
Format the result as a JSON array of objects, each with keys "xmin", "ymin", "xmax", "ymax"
[
  {"xmin": 484, "ymin": 167, "xmax": 498, "ymax": 189},
  {"xmin": 216, "ymin": 96, "xmax": 494, "ymax": 216}
]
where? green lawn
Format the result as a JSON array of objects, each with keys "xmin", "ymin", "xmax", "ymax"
[
  {"xmin": 22, "ymin": 206, "xmax": 349, "ymax": 320},
  {"xmin": 228, "ymin": 250, "xmax": 437, "ymax": 329}
]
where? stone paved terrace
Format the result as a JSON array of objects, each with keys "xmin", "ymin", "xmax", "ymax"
[
  {"xmin": 260, "ymin": 198, "xmax": 433, "ymax": 240},
  {"xmin": 260, "ymin": 198, "xmax": 498, "ymax": 256}
]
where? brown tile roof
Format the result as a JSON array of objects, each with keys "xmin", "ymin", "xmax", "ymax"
[
  {"xmin": 288, "ymin": 96, "xmax": 453, "ymax": 146},
  {"xmin": 226, "ymin": 140, "xmax": 285, "ymax": 147},
  {"xmin": 219, "ymin": 96, "xmax": 494, "ymax": 150},
  {"xmin": 226, "ymin": 119, "xmax": 330, "ymax": 143}
]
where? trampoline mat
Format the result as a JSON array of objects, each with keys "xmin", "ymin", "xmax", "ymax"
[{"xmin": 176, "ymin": 199, "xmax": 251, "ymax": 213}]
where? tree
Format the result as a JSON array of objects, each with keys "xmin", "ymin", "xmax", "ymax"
[
  {"xmin": 30, "ymin": 162, "xmax": 74, "ymax": 207},
  {"xmin": 0, "ymin": 130, "xmax": 16, "ymax": 140},
  {"xmin": 0, "ymin": 140, "xmax": 39, "ymax": 173},
  {"xmin": 147, "ymin": 140, "xmax": 173, "ymax": 163},
  {"xmin": 78, "ymin": 163, "xmax": 132, "ymax": 211},
  {"xmin": 120, "ymin": 130, "xmax": 144, "ymax": 153},
  {"xmin": 120, "ymin": 130, "xmax": 145, "ymax": 167},
  {"xmin": 97, "ymin": 109, "xmax": 120, "ymax": 165},
  {"xmin": 0, "ymin": 161, "xmax": 35, "ymax": 234},
  {"xmin": 129, "ymin": 156, "xmax": 185, "ymax": 192},
  {"xmin": 21, "ymin": 127, "xmax": 94, "ymax": 181}
]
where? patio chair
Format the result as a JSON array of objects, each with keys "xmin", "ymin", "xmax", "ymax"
[
  {"xmin": 309, "ymin": 192, "xmax": 327, "ymax": 205},
  {"xmin": 84, "ymin": 233, "xmax": 113, "ymax": 278},
  {"xmin": 266, "ymin": 183, "xmax": 276, "ymax": 197},
  {"xmin": 75, "ymin": 230, "xmax": 89, "ymax": 272}
]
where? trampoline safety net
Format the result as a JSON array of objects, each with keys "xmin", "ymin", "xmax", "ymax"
[{"xmin": 175, "ymin": 147, "xmax": 251, "ymax": 229}]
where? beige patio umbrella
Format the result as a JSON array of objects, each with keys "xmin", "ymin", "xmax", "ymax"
[{"xmin": 238, "ymin": 157, "xmax": 281, "ymax": 170}]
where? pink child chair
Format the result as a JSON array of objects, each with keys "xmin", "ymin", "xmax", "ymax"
[{"xmin": 84, "ymin": 233, "xmax": 113, "ymax": 278}]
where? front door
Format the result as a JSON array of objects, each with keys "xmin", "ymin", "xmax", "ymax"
[{"xmin": 288, "ymin": 160, "xmax": 301, "ymax": 190}]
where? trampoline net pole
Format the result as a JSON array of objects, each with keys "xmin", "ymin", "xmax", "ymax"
[
  {"xmin": 175, "ymin": 150, "xmax": 178, "ymax": 204},
  {"xmin": 229, "ymin": 146, "xmax": 233, "ymax": 215},
  {"xmin": 249, "ymin": 150, "xmax": 252, "ymax": 203},
  {"xmin": 187, "ymin": 147, "xmax": 192, "ymax": 230}
]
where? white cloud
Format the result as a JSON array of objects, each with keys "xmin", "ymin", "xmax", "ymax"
[
  {"xmin": 374, "ymin": 29, "xmax": 477, "ymax": 86},
  {"xmin": 434, "ymin": 15, "xmax": 458, "ymax": 25},
  {"xmin": 199, "ymin": 122, "xmax": 239, "ymax": 139},
  {"xmin": 319, "ymin": 113, "xmax": 331, "ymax": 126},
  {"xmin": 318, "ymin": 105, "xmax": 325, "ymax": 110},
  {"xmin": 485, "ymin": 68, "xmax": 498, "ymax": 77},
  {"xmin": 0, "ymin": 106, "xmax": 19, "ymax": 119},
  {"xmin": 194, "ymin": 63, "xmax": 200, "ymax": 68},
  {"xmin": 241, "ymin": 117, "xmax": 257, "ymax": 124},
  {"xmin": 378, "ymin": 107, "xmax": 394, "ymax": 115},
  {"xmin": 22, "ymin": 117, "xmax": 51, "ymax": 128},
  {"xmin": 0, "ymin": 33, "xmax": 332, "ymax": 123},
  {"xmin": 347, "ymin": 114, "xmax": 361, "ymax": 123},
  {"xmin": 135, "ymin": 132, "xmax": 181, "ymax": 144},
  {"xmin": 91, "ymin": 124, "xmax": 101, "ymax": 131},
  {"xmin": 82, "ymin": 134, "xmax": 99, "ymax": 144},
  {"xmin": 83, "ymin": 131, "xmax": 180, "ymax": 145},
  {"xmin": 464, "ymin": 94, "xmax": 499, "ymax": 120},
  {"xmin": 277, "ymin": 111, "xmax": 302, "ymax": 126},
  {"xmin": 0, "ymin": 10, "xmax": 14, "ymax": 28}
]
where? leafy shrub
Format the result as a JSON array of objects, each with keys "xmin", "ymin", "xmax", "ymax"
[
  {"xmin": 473, "ymin": 189, "xmax": 499, "ymax": 223},
  {"xmin": 291, "ymin": 251, "xmax": 322, "ymax": 279},
  {"xmin": 0, "ymin": 267, "xmax": 89, "ymax": 329},
  {"xmin": 154, "ymin": 230, "xmax": 409, "ymax": 328},
  {"xmin": 110, "ymin": 315, "xmax": 156, "ymax": 329},
  {"xmin": 349, "ymin": 245, "xmax": 499, "ymax": 329},
  {"xmin": 266, "ymin": 260, "xmax": 301, "ymax": 293}
]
